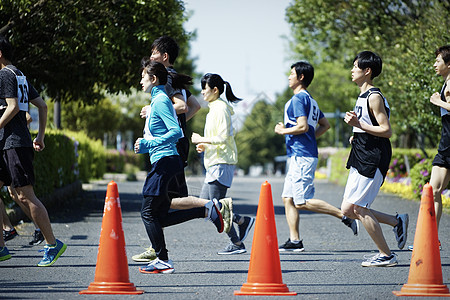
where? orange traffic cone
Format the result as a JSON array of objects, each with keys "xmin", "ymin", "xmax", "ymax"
[
  {"xmin": 80, "ymin": 181, "xmax": 143, "ymax": 295},
  {"xmin": 234, "ymin": 181, "xmax": 296, "ymax": 296},
  {"xmin": 393, "ymin": 183, "xmax": 450, "ymax": 297}
]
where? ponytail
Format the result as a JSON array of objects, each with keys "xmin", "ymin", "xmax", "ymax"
[
  {"xmin": 201, "ymin": 73, "xmax": 242, "ymax": 103},
  {"xmin": 223, "ymin": 81, "xmax": 241, "ymax": 103}
]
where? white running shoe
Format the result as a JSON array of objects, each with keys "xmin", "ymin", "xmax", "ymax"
[
  {"xmin": 361, "ymin": 253, "xmax": 398, "ymax": 267},
  {"xmin": 139, "ymin": 258, "xmax": 174, "ymax": 274}
]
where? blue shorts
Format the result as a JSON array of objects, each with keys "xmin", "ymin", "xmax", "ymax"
[{"xmin": 282, "ymin": 156, "xmax": 318, "ymax": 205}]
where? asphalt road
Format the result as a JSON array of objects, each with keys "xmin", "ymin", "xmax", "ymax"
[{"xmin": 1, "ymin": 175, "xmax": 449, "ymax": 299}]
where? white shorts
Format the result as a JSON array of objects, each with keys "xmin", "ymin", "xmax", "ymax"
[
  {"xmin": 343, "ymin": 167, "xmax": 383, "ymax": 208},
  {"xmin": 282, "ymin": 156, "xmax": 318, "ymax": 206}
]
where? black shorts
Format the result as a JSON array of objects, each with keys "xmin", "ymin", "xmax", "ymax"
[
  {"xmin": 0, "ymin": 147, "xmax": 35, "ymax": 187},
  {"xmin": 142, "ymin": 155, "xmax": 183, "ymax": 197},
  {"xmin": 432, "ymin": 152, "xmax": 450, "ymax": 169}
]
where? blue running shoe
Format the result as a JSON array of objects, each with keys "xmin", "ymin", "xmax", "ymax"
[
  {"xmin": 0, "ymin": 247, "xmax": 11, "ymax": 261},
  {"xmin": 37, "ymin": 239, "xmax": 67, "ymax": 267}
]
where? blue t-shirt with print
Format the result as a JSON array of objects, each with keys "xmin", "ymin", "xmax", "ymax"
[{"xmin": 284, "ymin": 90, "xmax": 324, "ymax": 158}]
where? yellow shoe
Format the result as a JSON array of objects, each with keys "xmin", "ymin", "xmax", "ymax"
[
  {"xmin": 219, "ymin": 198, "xmax": 233, "ymax": 233},
  {"xmin": 132, "ymin": 247, "xmax": 156, "ymax": 262}
]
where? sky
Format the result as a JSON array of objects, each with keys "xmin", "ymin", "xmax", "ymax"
[{"xmin": 183, "ymin": 0, "xmax": 293, "ymax": 105}]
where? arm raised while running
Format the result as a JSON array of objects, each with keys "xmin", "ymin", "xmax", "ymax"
[
  {"xmin": 274, "ymin": 116, "xmax": 308, "ymax": 136},
  {"xmin": 344, "ymin": 93, "xmax": 392, "ymax": 138}
]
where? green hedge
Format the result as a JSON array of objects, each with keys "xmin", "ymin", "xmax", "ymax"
[
  {"xmin": 33, "ymin": 131, "xmax": 78, "ymax": 197},
  {"xmin": 106, "ymin": 149, "xmax": 147, "ymax": 173},
  {"xmin": 64, "ymin": 131, "xmax": 106, "ymax": 182}
]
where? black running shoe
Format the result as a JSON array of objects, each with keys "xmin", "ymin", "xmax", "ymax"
[
  {"xmin": 279, "ymin": 239, "xmax": 304, "ymax": 252},
  {"xmin": 238, "ymin": 216, "xmax": 255, "ymax": 242},
  {"xmin": 3, "ymin": 228, "xmax": 18, "ymax": 241},
  {"xmin": 29, "ymin": 230, "xmax": 45, "ymax": 246},
  {"xmin": 342, "ymin": 216, "xmax": 359, "ymax": 236}
]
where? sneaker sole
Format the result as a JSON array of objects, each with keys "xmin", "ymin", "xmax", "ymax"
[
  {"xmin": 361, "ymin": 261, "xmax": 398, "ymax": 267},
  {"xmin": 353, "ymin": 220, "xmax": 359, "ymax": 236},
  {"xmin": 37, "ymin": 243, "xmax": 67, "ymax": 267},
  {"xmin": 397, "ymin": 214, "xmax": 409, "ymax": 250},
  {"xmin": 132, "ymin": 257, "xmax": 154, "ymax": 262},
  {"xmin": 139, "ymin": 267, "xmax": 174, "ymax": 274},
  {"xmin": 0, "ymin": 254, "xmax": 12, "ymax": 261},
  {"xmin": 279, "ymin": 248, "xmax": 305, "ymax": 252},
  {"xmin": 240, "ymin": 217, "xmax": 255, "ymax": 242},
  {"xmin": 217, "ymin": 249, "xmax": 247, "ymax": 255}
]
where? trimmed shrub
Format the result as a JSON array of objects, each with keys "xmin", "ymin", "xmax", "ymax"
[
  {"xmin": 64, "ymin": 131, "xmax": 106, "ymax": 182},
  {"xmin": 33, "ymin": 130, "xmax": 78, "ymax": 197}
]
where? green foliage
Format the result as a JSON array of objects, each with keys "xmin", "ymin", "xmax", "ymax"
[
  {"xmin": 410, "ymin": 157, "xmax": 433, "ymax": 199},
  {"xmin": 64, "ymin": 131, "xmax": 106, "ymax": 182},
  {"xmin": 33, "ymin": 130, "xmax": 77, "ymax": 197},
  {"xmin": 106, "ymin": 149, "xmax": 146, "ymax": 173},
  {"xmin": 328, "ymin": 148, "xmax": 351, "ymax": 186},
  {"xmin": 235, "ymin": 100, "xmax": 285, "ymax": 173},
  {"xmin": 48, "ymin": 98, "xmax": 122, "ymax": 141},
  {"xmin": 286, "ymin": 0, "xmax": 450, "ymax": 148},
  {"xmin": 186, "ymin": 107, "xmax": 208, "ymax": 174},
  {"xmin": 0, "ymin": 0, "xmax": 190, "ymax": 104},
  {"xmin": 388, "ymin": 148, "xmax": 435, "ymax": 178}
]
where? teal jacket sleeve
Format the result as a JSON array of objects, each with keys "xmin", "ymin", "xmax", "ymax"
[{"xmin": 138, "ymin": 98, "xmax": 182, "ymax": 152}]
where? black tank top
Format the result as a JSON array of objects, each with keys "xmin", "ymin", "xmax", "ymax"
[
  {"xmin": 438, "ymin": 83, "xmax": 450, "ymax": 156},
  {"xmin": 346, "ymin": 88, "xmax": 392, "ymax": 180}
]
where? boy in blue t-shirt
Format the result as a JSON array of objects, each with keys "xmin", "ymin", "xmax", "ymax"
[{"xmin": 275, "ymin": 61, "xmax": 358, "ymax": 252}]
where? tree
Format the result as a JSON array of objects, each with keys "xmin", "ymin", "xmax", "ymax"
[
  {"xmin": 236, "ymin": 100, "xmax": 285, "ymax": 174},
  {"xmin": 0, "ymin": 0, "xmax": 190, "ymax": 104},
  {"xmin": 286, "ymin": 0, "xmax": 450, "ymax": 148}
]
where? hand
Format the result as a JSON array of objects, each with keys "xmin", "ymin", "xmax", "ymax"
[
  {"xmin": 33, "ymin": 138, "xmax": 45, "ymax": 152},
  {"xmin": 274, "ymin": 122, "xmax": 285, "ymax": 134},
  {"xmin": 196, "ymin": 144, "xmax": 205, "ymax": 153},
  {"xmin": 430, "ymin": 92, "xmax": 442, "ymax": 106},
  {"xmin": 191, "ymin": 132, "xmax": 202, "ymax": 144},
  {"xmin": 134, "ymin": 138, "xmax": 143, "ymax": 153},
  {"xmin": 344, "ymin": 111, "xmax": 360, "ymax": 128},
  {"xmin": 348, "ymin": 136, "xmax": 354, "ymax": 144},
  {"xmin": 140, "ymin": 105, "xmax": 150, "ymax": 119}
]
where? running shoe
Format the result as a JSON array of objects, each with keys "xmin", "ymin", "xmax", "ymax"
[
  {"xmin": 3, "ymin": 228, "xmax": 18, "ymax": 241},
  {"xmin": 361, "ymin": 253, "xmax": 398, "ymax": 267},
  {"xmin": 0, "ymin": 247, "xmax": 11, "ymax": 261},
  {"xmin": 238, "ymin": 216, "xmax": 255, "ymax": 242},
  {"xmin": 37, "ymin": 239, "xmax": 67, "ymax": 267},
  {"xmin": 139, "ymin": 258, "xmax": 174, "ymax": 274},
  {"xmin": 219, "ymin": 198, "xmax": 233, "ymax": 233},
  {"xmin": 208, "ymin": 199, "xmax": 224, "ymax": 233},
  {"xmin": 132, "ymin": 247, "xmax": 156, "ymax": 262},
  {"xmin": 29, "ymin": 230, "xmax": 45, "ymax": 246},
  {"xmin": 342, "ymin": 216, "xmax": 359, "ymax": 236},
  {"xmin": 393, "ymin": 214, "xmax": 408, "ymax": 249},
  {"xmin": 279, "ymin": 239, "xmax": 305, "ymax": 252},
  {"xmin": 217, "ymin": 243, "xmax": 246, "ymax": 255}
]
